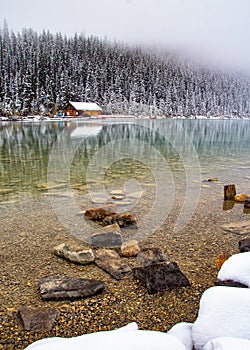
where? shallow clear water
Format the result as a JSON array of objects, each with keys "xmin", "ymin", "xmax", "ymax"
[{"xmin": 0, "ymin": 118, "xmax": 250, "ymax": 241}]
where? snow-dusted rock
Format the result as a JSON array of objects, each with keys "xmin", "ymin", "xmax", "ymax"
[
  {"xmin": 217, "ymin": 252, "xmax": 250, "ymax": 287},
  {"xmin": 192, "ymin": 286, "xmax": 250, "ymax": 350},
  {"xmin": 24, "ymin": 322, "xmax": 187, "ymax": 350},
  {"xmin": 203, "ymin": 337, "xmax": 250, "ymax": 350},
  {"xmin": 168, "ymin": 322, "xmax": 193, "ymax": 350}
]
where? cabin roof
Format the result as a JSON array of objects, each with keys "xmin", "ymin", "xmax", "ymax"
[{"xmin": 68, "ymin": 101, "xmax": 102, "ymax": 111}]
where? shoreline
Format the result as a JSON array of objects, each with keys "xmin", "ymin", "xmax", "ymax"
[
  {"xmin": 1, "ymin": 114, "xmax": 250, "ymax": 123},
  {"xmin": 0, "ymin": 191, "xmax": 244, "ymax": 349}
]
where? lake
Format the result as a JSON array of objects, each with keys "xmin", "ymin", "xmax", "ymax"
[{"xmin": 0, "ymin": 118, "xmax": 250, "ymax": 243}]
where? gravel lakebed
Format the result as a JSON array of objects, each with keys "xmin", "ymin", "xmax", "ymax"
[{"xmin": 0, "ymin": 183, "xmax": 246, "ymax": 349}]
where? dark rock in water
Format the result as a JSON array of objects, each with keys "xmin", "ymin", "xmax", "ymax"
[
  {"xmin": 91, "ymin": 223, "xmax": 123, "ymax": 247},
  {"xmin": 203, "ymin": 178, "xmax": 218, "ymax": 182},
  {"xmin": 17, "ymin": 306, "xmax": 59, "ymax": 331},
  {"xmin": 136, "ymin": 247, "xmax": 169, "ymax": 266},
  {"xmin": 221, "ymin": 221, "xmax": 250, "ymax": 235},
  {"xmin": 224, "ymin": 184, "xmax": 236, "ymax": 200},
  {"xmin": 103, "ymin": 213, "xmax": 138, "ymax": 227},
  {"xmin": 84, "ymin": 204, "xmax": 117, "ymax": 221},
  {"xmin": 39, "ymin": 276, "xmax": 106, "ymax": 300},
  {"xmin": 53, "ymin": 243, "xmax": 95, "ymax": 264},
  {"xmin": 133, "ymin": 261, "xmax": 190, "ymax": 294},
  {"xmin": 214, "ymin": 278, "xmax": 248, "ymax": 288},
  {"xmin": 239, "ymin": 238, "xmax": 250, "ymax": 252},
  {"xmin": 94, "ymin": 249, "xmax": 131, "ymax": 279},
  {"xmin": 244, "ymin": 200, "xmax": 250, "ymax": 209}
]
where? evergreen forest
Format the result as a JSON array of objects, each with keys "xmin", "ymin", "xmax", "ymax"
[{"xmin": 0, "ymin": 23, "xmax": 249, "ymax": 117}]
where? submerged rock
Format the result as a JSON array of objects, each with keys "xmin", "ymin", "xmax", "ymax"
[
  {"xmin": 136, "ymin": 247, "xmax": 169, "ymax": 266},
  {"xmin": 39, "ymin": 276, "xmax": 106, "ymax": 300},
  {"xmin": 121, "ymin": 240, "xmax": 140, "ymax": 257},
  {"xmin": 222, "ymin": 200, "xmax": 235, "ymax": 211},
  {"xmin": 91, "ymin": 223, "xmax": 123, "ymax": 247},
  {"xmin": 103, "ymin": 213, "xmax": 138, "ymax": 227},
  {"xmin": 94, "ymin": 249, "xmax": 131, "ymax": 279},
  {"xmin": 133, "ymin": 261, "xmax": 190, "ymax": 294},
  {"xmin": 84, "ymin": 204, "xmax": 117, "ymax": 221},
  {"xmin": 53, "ymin": 243, "xmax": 95, "ymax": 265},
  {"xmin": 234, "ymin": 193, "xmax": 250, "ymax": 202},
  {"xmin": 17, "ymin": 306, "xmax": 59, "ymax": 331},
  {"xmin": 221, "ymin": 221, "xmax": 250, "ymax": 235}
]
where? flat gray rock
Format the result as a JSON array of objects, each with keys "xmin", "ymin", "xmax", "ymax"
[
  {"xmin": 39, "ymin": 276, "xmax": 106, "ymax": 300},
  {"xmin": 53, "ymin": 243, "xmax": 95, "ymax": 264},
  {"xmin": 17, "ymin": 306, "xmax": 59, "ymax": 331},
  {"xmin": 221, "ymin": 221, "xmax": 250, "ymax": 235},
  {"xmin": 94, "ymin": 249, "xmax": 131, "ymax": 279},
  {"xmin": 91, "ymin": 223, "xmax": 123, "ymax": 247}
]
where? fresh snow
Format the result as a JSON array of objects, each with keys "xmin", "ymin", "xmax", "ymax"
[
  {"xmin": 24, "ymin": 253, "xmax": 250, "ymax": 350},
  {"xmin": 24, "ymin": 324, "xmax": 186, "ymax": 350},
  {"xmin": 217, "ymin": 252, "xmax": 250, "ymax": 287},
  {"xmin": 203, "ymin": 337, "xmax": 250, "ymax": 350},
  {"xmin": 69, "ymin": 102, "xmax": 102, "ymax": 112},
  {"xmin": 192, "ymin": 286, "xmax": 250, "ymax": 350},
  {"xmin": 167, "ymin": 322, "xmax": 193, "ymax": 350}
]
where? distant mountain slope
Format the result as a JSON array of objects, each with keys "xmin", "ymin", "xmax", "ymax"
[{"xmin": 0, "ymin": 24, "xmax": 249, "ymax": 117}]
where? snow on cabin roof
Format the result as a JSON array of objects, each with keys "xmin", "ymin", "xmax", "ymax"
[{"xmin": 69, "ymin": 101, "xmax": 102, "ymax": 111}]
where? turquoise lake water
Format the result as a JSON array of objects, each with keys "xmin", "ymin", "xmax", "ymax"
[{"xmin": 0, "ymin": 118, "xmax": 250, "ymax": 241}]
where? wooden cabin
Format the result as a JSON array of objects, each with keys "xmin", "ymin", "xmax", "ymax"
[{"xmin": 63, "ymin": 101, "xmax": 102, "ymax": 117}]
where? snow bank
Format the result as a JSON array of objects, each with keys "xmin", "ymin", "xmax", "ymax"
[
  {"xmin": 24, "ymin": 252, "xmax": 250, "ymax": 350},
  {"xmin": 192, "ymin": 286, "xmax": 250, "ymax": 350},
  {"xmin": 167, "ymin": 322, "xmax": 193, "ymax": 350},
  {"xmin": 24, "ymin": 322, "xmax": 186, "ymax": 350},
  {"xmin": 217, "ymin": 252, "xmax": 250, "ymax": 287},
  {"xmin": 203, "ymin": 337, "xmax": 250, "ymax": 350}
]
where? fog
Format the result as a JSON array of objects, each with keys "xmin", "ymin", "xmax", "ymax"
[{"xmin": 1, "ymin": 0, "xmax": 250, "ymax": 72}]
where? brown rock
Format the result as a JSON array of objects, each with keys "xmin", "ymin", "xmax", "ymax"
[
  {"xmin": 234, "ymin": 193, "xmax": 250, "ymax": 202},
  {"xmin": 94, "ymin": 249, "xmax": 131, "ymax": 279},
  {"xmin": 133, "ymin": 261, "xmax": 190, "ymax": 294},
  {"xmin": 17, "ymin": 306, "xmax": 59, "ymax": 331},
  {"xmin": 121, "ymin": 240, "xmax": 140, "ymax": 257},
  {"xmin": 91, "ymin": 223, "xmax": 123, "ymax": 247},
  {"xmin": 39, "ymin": 276, "xmax": 106, "ymax": 300},
  {"xmin": 103, "ymin": 213, "xmax": 138, "ymax": 227},
  {"xmin": 136, "ymin": 247, "xmax": 169, "ymax": 266},
  {"xmin": 84, "ymin": 204, "xmax": 117, "ymax": 221},
  {"xmin": 215, "ymin": 252, "xmax": 230, "ymax": 269}
]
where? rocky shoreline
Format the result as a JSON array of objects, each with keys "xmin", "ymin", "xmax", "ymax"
[{"xmin": 0, "ymin": 184, "xmax": 249, "ymax": 349}]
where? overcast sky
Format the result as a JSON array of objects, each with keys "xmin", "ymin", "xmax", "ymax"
[{"xmin": 1, "ymin": 0, "xmax": 250, "ymax": 72}]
